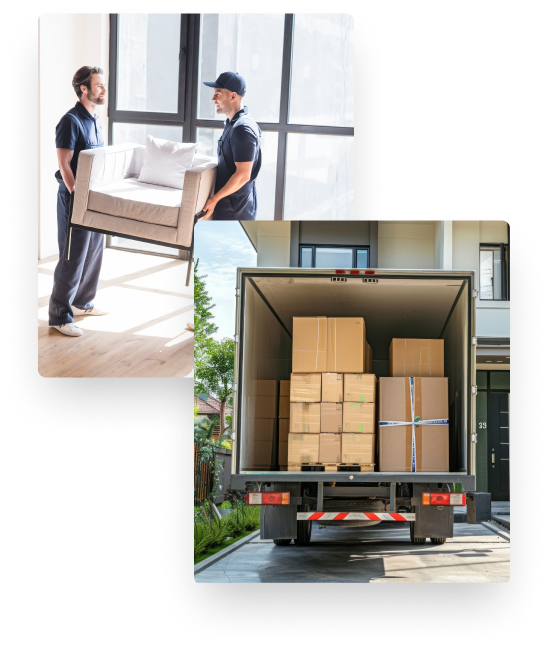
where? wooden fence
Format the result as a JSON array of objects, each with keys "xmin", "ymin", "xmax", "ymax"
[{"xmin": 194, "ymin": 445, "xmax": 232, "ymax": 506}]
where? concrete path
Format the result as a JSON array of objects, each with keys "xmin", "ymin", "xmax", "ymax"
[{"xmin": 195, "ymin": 522, "xmax": 509, "ymax": 583}]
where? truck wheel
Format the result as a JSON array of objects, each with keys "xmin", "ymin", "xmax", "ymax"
[
  {"xmin": 430, "ymin": 537, "xmax": 447, "ymax": 545},
  {"xmin": 410, "ymin": 522, "xmax": 426, "ymax": 545},
  {"xmin": 295, "ymin": 504, "xmax": 312, "ymax": 546},
  {"xmin": 273, "ymin": 539, "xmax": 292, "ymax": 546}
]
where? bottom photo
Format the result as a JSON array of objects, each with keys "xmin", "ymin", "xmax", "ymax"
[{"xmin": 193, "ymin": 220, "xmax": 510, "ymax": 583}]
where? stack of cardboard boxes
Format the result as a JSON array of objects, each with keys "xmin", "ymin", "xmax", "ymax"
[
  {"xmin": 378, "ymin": 339, "xmax": 449, "ymax": 472},
  {"xmin": 286, "ymin": 317, "xmax": 376, "ymax": 470}
]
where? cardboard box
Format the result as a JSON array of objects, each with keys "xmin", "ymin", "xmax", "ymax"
[
  {"xmin": 290, "ymin": 402, "xmax": 321, "ymax": 433},
  {"xmin": 378, "ymin": 377, "xmax": 449, "ymax": 472},
  {"xmin": 322, "ymin": 373, "xmax": 343, "ymax": 402},
  {"xmin": 278, "ymin": 418, "xmax": 289, "ymax": 442},
  {"xmin": 344, "ymin": 374, "xmax": 376, "ymax": 403},
  {"xmin": 293, "ymin": 317, "xmax": 327, "ymax": 373},
  {"xmin": 252, "ymin": 380, "xmax": 277, "ymax": 396},
  {"xmin": 253, "ymin": 395, "xmax": 276, "ymax": 418},
  {"xmin": 341, "ymin": 433, "xmax": 375, "ymax": 464},
  {"xmin": 320, "ymin": 402, "xmax": 343, "ymax": 432},
  {"xmin": 290, "ymin": 373, "xmax": 322, "ymax": 402},
  {"xmin": 327, "ymin": 318, "xmax": 366, "ymax": 373},
  {"xmin": 342, "ymin": 402, "xmax": 375, "ymax": 433},
  {"xmin": 288, "ymin": 433, "xmax": 319, "ymax": 464},
  {"xmin": 389, "ymin": 339, "xmax": 444, "ymax": 377},
  {"xmin": 280, "ymin": 380, "xmax": 291, "ymax": 397},
  {"xmin": 365, "ymin": 341, "xmax": 374, "ymax": 374},
  {"xmin": 248, "ymin": 418, "xmax": 274, "ymax": 468},
  {"xmin": 319, "ymin": 433, "xmax": 341, "ymax": 463},
  {"xmin": 279, "ymin": 395, "xmax": 290, "ymax": 419}
]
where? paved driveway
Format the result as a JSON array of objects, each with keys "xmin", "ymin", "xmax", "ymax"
[{"xmin": 195, "ymin": 522, "xmax": 509, "ymax": 583}]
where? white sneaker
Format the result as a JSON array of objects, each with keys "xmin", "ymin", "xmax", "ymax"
[
  {"xmin": 73, "ymin": 306, "xmax": 109, "ymax": 316},
  {"xmin": 51, "ymin": 323, "xmax": 83, "ymax": 337}
]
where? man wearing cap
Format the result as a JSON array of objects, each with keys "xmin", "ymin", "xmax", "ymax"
[{"xmin": 200, "ymin": 72, "xmax": 261, "ymax": 221}]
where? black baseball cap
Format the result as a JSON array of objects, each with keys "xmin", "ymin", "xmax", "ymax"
[{"xmin": 203, "ymin": 71, "xmax": 246, "ymax": 96}]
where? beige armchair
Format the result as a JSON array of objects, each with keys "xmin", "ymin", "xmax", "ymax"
[{"xmin": 67, "ymin": 143, "xmax": 217, "ymax": 285}]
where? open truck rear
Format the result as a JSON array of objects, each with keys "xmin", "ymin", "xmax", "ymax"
[{"xmin": 230, "ymin": 268, "xmax": 479, "ymax": 545}]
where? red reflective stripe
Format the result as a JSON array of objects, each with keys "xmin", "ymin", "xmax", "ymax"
[
  {"xmin": 390, "ymin": 513, "xmax": 407, "ymax": 521},
  {"xmin": 309, "ymin": 512, "xmax": 324, "ymax": 520},
  {"xmin": 364, "ymin": 513, "xmax": 381, "ymax": 520},
  {"xmin": 334, "ymin": 512, "xmax": 349, "ymax": 520}
]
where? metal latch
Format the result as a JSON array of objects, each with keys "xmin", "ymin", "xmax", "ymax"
[
  {"xmin": 472, "ymin": 336, "xmax": 477, "ymax": 346},
  {"xmin": 233, "ymin": 383, "xmax": 237, "ymax": 391},
  {"xmin": 231, "ymin": 433, "xmax": 235, "ymax": 440},
  {"xmin": 234, "ymin": 335, "xmax": 239, "ymax": 343},
  {"xmin": 472, "ymin": 289, "xmax": 478, "ymax": 298},
  {"xmin": 235, "ymin": 288, "xmax": 241, "ymax": 297},
  {"xmin": 471, "ymin": 434, "xmax": 478, "ymax": 443},
  {"xmin": 471, "ymin": 385, "xmax": 477, "ymax": 395}
]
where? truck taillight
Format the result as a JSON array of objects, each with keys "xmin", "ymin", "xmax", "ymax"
[
  {"xmin": 422, "ymin": 493, "xmax": 465, "ymax": 506},
  {"xmin": 246, "ymin": 492, "xmax": 290, "ymax": 505},
  {"xmin": 335, "ymin": 270, "xmax": 346, "ymax": 274},
  {"xmin": 363, "ymin": 270, "xmax": 376, "ymax": 275}
]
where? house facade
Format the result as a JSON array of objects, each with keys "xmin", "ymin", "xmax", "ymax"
[{"xmin": 241, "ymin": 220, "xmax": 510, "ymax": 500}]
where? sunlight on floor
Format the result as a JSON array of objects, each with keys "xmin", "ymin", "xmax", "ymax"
[
  {"xmin": 38, "ymin": 284, "xmax": 192, "ymax": 333},
  {"xmin": 124, "ymin": 262, "xmax": 193, "ymax": 295},
  {"xmin": 138, "ymin": 313, "xmax": 195, "ymax": 341}
]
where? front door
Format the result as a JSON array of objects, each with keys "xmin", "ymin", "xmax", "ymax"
[{"xmin": 489, "ymin": 393, "xmax": 510, "ymax": 501}]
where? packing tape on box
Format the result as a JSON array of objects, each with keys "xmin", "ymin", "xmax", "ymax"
[{"xmin": 379, "ymin": 377, "xmax": 449, "ymax": 472}]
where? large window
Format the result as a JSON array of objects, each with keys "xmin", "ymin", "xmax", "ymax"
[
  {"xmin": 480, "ymin": 244, "xmax": 509, "ymax": 300},
  {"xmin": 108, "ymin": 13, "xmax": 354, "ymax": 224},
  {"xmin": 300, "ymin": 245, "xmax": 369, "ymax": 268}
]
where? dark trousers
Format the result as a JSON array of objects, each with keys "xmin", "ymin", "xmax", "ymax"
[
  {"xmin": 48, "ymin": 179, "xmax": 104, "ymax": 326},
  {"xmin": 212, "ymin": 182, "xmax": 257, "ymax": 221}
]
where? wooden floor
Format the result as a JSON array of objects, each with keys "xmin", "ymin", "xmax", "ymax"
[{"xmin": 38, "ymin": 249, "xmax": 194, "ymax": 377}]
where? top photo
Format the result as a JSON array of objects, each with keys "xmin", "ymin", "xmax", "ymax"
[{"xmin": 38, "ymin": 13, "xmax": 354, "ymax": 377}]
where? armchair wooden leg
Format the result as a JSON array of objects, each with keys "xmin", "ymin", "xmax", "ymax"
[{"xmin": 185, "ymin": 243, "xmax": 194, "ymax": 287}]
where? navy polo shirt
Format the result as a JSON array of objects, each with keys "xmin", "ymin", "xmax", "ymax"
[
  {"xmin": 55, "ymin": 101, "xmax": 104, "ymax": 178},
  {"xmin": 215, "ymin": 106, "xmax": 261, "ymax": 195}
]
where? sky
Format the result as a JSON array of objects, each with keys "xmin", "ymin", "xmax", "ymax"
[{"xmin": 194, "ymin": 222, "xmax": 256, "ymax": 340}]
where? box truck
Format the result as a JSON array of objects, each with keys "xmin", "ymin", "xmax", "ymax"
[{"xmin": 230, "ymin": 268, "xmax": 479, "ymax": 545}]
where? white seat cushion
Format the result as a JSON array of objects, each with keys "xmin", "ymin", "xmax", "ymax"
[{"xmin": 87, "ymin": 178, "xmax": 182, "ymax": 228}]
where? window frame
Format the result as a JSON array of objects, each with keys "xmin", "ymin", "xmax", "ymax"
[
  {"xmin": 108, "ymin": 13, "xmax": 354, "ymax": 222},
  {"xmin": 479, "ymin": 243, "xmax": 509, "ymax": 301},
  {"xmin": 299, "ymin": 244, "xmax": 370, "ymax": 269}
]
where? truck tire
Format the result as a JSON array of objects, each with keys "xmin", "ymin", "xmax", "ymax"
[
  {"xmin": 430, "ymin": 537, "xmax": 447, "ymax": 545},
  {"xmin": 410, "ymin": 521, "xmax": 426, "ymax": 545},
  {"xmin": 273, "ymin": 538, "xmax": 292, "ymax": 546},
  {"xmin": 295, "ymin": 504, "xmax": 312, "ymax": 546}
]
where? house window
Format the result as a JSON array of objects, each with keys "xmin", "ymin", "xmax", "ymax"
[
  {"xmin": 300, "ymin": 245, "xmax": 369, "ymax": 268},
  {"xmin": 480, "ymin": 244, "xmax": 509, "ymax": 300}
]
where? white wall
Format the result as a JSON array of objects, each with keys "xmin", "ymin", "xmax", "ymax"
[
  {"xmin": 378, "ymin": 221, "xmax": 434, "ymax": 268},
  {"xmin": 452, "ymin": 220, "xmax": 510, "ymax": 338},
  {"xmin": 255, "ymin": 222, "xmax": 291, "ymax": 267},
  {"xmin": 39, "ymin": 14, "xmax": 109, "ymax": 259}
]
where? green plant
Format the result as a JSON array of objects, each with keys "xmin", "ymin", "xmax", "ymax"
[
  {"xmin": 195, "ymin": 337, "xmax": 235, "ymax": 435},
  {"xmin": 193, "ymin": 502, "xmax": 261, "ymax": 560}
]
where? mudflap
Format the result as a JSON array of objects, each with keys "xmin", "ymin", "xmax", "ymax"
[
  {"xmin": 411, "ymin": 483, "xmax": 454, "ymax": 539},
  {"xmin": 260, "ymin": 482, "xmax": 301, "ymax": 540}
]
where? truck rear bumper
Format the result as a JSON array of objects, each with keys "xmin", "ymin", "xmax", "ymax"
[
  {"xmin": 298, "ymin": 512, "xmax": 415, "ymax": 522},
  {"xmin": 233, "ymin": 472, "xmax": 475, "ymax": 490}
]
